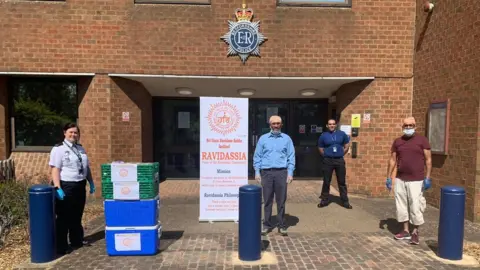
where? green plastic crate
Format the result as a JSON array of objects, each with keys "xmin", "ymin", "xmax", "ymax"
[
  {"xmin": 101, "ymin": 162, "xmax": 159, "ymax": 182},
  {"xmin": 101, "ymin": 181, "xmax": 159, "ymax": 200}
]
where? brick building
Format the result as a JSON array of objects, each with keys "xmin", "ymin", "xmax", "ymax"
[{"xmin": 0, "ymin": 0, "xmax": 478, "ymax": 221}]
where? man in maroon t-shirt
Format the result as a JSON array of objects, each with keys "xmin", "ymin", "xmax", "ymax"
[{"xmin": 386, "ymin": 117, "xmax": 432, "ymax": 245}]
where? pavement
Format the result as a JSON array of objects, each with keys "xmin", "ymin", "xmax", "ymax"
[{"xmin": 14, "ymin": 180, "xmax": 480, "ymax": 270}]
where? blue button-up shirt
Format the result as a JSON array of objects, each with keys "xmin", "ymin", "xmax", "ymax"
[
  {"xmin": 253, "ymin": 132, "xmax": 296, "ymax": 176},
  {"xmin": 318, "ymin": 130, "xmax": 350, "ymax": 158}
]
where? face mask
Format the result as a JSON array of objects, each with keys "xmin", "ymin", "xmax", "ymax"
[{"xmin": 403, "ymin": 128, "xmax": 415, "ymax": 136}]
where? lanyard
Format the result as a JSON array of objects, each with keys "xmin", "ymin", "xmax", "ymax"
[
  {"xmin": 331, "ymin": 133, "xmax": 336, "ymax": 144},
  {"xmin": 63, "ymin": 141, "xmax": 82, "ymax": 164}
]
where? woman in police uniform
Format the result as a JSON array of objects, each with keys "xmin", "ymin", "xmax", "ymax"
[{"xmin": 50, "ymin": 123, "xmax": 95, "ymax": 254}]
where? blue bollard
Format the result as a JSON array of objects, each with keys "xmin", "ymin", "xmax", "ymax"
[
  {"xmin": 238, "ymin": 184, "xmax": 261, "ymax": 261},
  {"xmin": 438, "ymin": 186, "xmax": 465, "ymax": 260},
  {"xmin": 28, "ymin": 184, "xmax": 56, "ymax": 263}
]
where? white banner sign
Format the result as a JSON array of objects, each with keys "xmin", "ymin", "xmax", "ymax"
[{"xmin": 199, "ymin": 97, "xmax": 249, "ymax": 221}]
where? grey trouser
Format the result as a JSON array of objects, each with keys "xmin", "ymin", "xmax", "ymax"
[{"xmin": 261, "ymin": 168, "xmax": 288, "ymax": 229}]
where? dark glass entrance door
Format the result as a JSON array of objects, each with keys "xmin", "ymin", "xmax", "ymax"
[
  {"xmin": 153, "ymin": 98, "xmax": 328, "ymax": 179},
  {"xmin": 290, "ymin": 101, "xmax": 327, "ymax": 177},
  {"xmin": 248, "ymin": 99, "xmax": 328, "ymax": 178},
  {"xmin": 153, "ymin": 98, "xmax": 200, "ymax": 178},
  {"xmin": 248, "ymin": 101, "xmax": 289, "ymax": 177}
]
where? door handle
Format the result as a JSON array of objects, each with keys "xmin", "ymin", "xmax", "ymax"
[{"xmin": 252, "ymin": 135, "xmax": 259, "ymax": 147}]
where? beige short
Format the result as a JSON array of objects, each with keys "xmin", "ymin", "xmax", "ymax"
[{"xmin": 394, "ymin": 178, "xmax": 426, "ymax": 226}]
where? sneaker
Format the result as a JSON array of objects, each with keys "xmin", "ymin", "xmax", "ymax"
[
  {"xmin": 261, "ymin": 227, "xmax": 271, "ymax": 236},
  {"xmin": 394, "ymin": 231, "xmax": 411, "ymax": 240},
  {"xmin": 410, "ymin": 232, "xmax": 419, "ymax": 245},
  {"xmin": 279, "ymin": 227, "xmax": 288, "ymax": 236}
]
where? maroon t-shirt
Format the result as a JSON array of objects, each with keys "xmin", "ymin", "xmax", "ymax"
[{"xmin": 391, "ymin": 135, "xmax": 431, "ymax": 181}]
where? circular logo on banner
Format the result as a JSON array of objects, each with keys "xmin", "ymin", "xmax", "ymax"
[
  {"xmin": 121, "ymin": 187, "xmax": 131, "ymax": 195},
  {"xmin": 207, "ymin": 100, "xmax": 241, "ymax": 136},
  {"xmin": 229, "ymin": 22, "xmax": 259, "ymax": 55},
  {"xmin": 119, "ymin": 168, "xmax": 128, "ymax": 177}
]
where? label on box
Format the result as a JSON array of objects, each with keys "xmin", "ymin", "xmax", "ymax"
[
  {"xmin": 113, "ymin": 181, "xmax": 140, "ymax": 200},
  {"xmin": 114, "ymin": 233, "xmax": 141, "ymax": 251},
  {"xmin": 111, "ymin": 163, "xmax": 138, "ymax": 182}
]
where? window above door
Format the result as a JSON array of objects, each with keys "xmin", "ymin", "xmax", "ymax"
[
  {"xmin": 277, "ymin": 0, "xmax": 351, "ymax": 7},
  {"xmin": 135, "ymin": 0, "xmax": 210, "ymax": 4}
]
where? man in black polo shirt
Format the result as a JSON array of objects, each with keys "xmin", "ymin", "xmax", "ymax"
[{"xmin": 317, "ymin": 119, "xmax": 352, "ymax": 209}]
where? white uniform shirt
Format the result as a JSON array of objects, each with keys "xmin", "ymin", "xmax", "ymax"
[{"xmin": 50, "ymin": 140, "xmax": 89, "ymax": 182}]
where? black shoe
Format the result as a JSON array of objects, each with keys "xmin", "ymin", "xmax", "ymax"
[
  {"xmin": 317, "ymin": 200, "xmax": 330, "ymax": 208},
  {"xmin": 70, "ymin": 242, "xmax": 84, "ymax": 249},
  {"xmin": 343, "ymin": 202, "xmax": 353, "ymax": 209},
  {"xmin": 56, "ymin": 247, "xmax": 72, "ymax": 256}
]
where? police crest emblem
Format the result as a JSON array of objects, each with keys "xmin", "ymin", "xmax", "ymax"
[{"xmin": 221, "ymin": 1, "xmax": 267, "ymax": 64}]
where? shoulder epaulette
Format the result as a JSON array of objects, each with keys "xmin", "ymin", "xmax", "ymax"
[
  {"xmin": 54, "ymin": 143, "xmax": 63, "ymax": 147},
  {"xmin": 76, "ymin": 143, "xmax": 83, "ymax": 146}
]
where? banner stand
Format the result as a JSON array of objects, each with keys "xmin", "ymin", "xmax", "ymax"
[{"xmin": 198, "ymin": 97, "xmax": 249, "ymax": 222}]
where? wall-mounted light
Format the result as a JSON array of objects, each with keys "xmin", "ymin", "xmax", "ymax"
[
  {"xmin": 176, "ymin": 87, "xmax": 193, "ymax": 95},
  {"xmin": 299, "ymin": 88, "xmax": 317, "ymax": 97},
  {"xmin": 237, "ymin": 88, "xmax": 256, "ymax": 96}
]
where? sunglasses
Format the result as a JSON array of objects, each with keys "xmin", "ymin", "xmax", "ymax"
[{"xmin": 403, "ymin": 124, "xmax": 415, "ymax": 128}]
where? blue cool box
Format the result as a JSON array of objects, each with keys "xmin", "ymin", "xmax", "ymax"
[
  {"xmin": 104, "ymin": 197, "xmax": 159, "ymax": 227},
  {"xmin": 105, "ymin": 224, "xmax": 162, "ymax": 256}
]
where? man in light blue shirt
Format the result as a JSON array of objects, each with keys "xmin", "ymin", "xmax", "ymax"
[{"xmin": 254, "ymin": 115, "xmax": 295, "ymax": 236}]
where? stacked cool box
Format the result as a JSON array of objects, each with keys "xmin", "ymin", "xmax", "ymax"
[{"xmin": 101, "ymin": 162, "xmax": 162, "ymax": 256}]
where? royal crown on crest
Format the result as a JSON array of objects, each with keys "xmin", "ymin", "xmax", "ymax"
[
  {"xmin": 235, "ymin": 1, "xmax": 253, "ymax": 22},
  {"xmin": 221, "ymin": 0, "xmax": 267, "ymax": 64}
]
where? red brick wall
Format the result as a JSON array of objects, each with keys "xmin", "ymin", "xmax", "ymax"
[
  {"xmin": 0, "ymin": 1, "xmax": 418, "ymax": 198},
  {"xmin": 336, "ymin": 78, "xmax": 413, "ymax": 196},
  {"xmin": 78, "ymin": 75, "xmax": 112, "ymax": 187},
  {"xmin": 111, "ymin": 77, "xmax": 153, "ymax": 163},
  {"xmin": 477, "ymin": 111, "xmax": 480, "ymax": 222},
  {"xmin": 0, "ymin": 0, "xmax": 415, "ymax": 77},
  {"xmin": 412, "ymin": 0, "xmax": 480, "ymax": 221},
  {"xmin": 8, "ymin": 75, "xmax": 152, "ymax": 192},
  {"xmin": 0, "ymin": 76, "xmax": 9, "ymax": 159},
  {"xmin": 10, "ymin": 152, "xmax": 50, "ymax": 182}
]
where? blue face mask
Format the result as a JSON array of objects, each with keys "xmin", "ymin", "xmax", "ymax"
[{"xmin": 403, "ymin": 128, "xmax": 415, "ymax": 137}]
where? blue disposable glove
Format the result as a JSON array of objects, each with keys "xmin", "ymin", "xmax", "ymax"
[
  {"xmin": 89, "ymin": 182, "xmax": 96, "ymax": 194},
  {"xmin": 56, "ymin": 188, "xmax": 65, "ymax": 200},
  {"xmin": 423, "ymin": 178, "xmax": 431, "ymax": 191},
  {"xmin": 386, "ymin": 178, "xmax": 392, "ymax": 191}
]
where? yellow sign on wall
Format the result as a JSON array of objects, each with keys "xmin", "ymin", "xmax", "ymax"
[{"xmin": 351, "ymin": 114, "xmax": 361, "ymax": 128}]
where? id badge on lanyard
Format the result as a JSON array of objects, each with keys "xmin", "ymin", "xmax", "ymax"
[
  {"xmin": 332, "ymin": 135, "xmax": 337, "ymax": 153},
  {"xmin": 64, "ymin": 142, "xmax": 84, "ymax": 175}
]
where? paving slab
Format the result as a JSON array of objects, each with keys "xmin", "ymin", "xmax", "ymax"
[{"xmin": 14, "ymin": 180, "xmax": 480, "ymax": 270}]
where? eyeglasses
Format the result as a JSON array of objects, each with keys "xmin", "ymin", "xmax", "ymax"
[
  {"xmin": 403, "ymin": 124, "xmax": 415, "ymax": 128},
  {"xmin": 271, "ymin": 122, "xmax": 281, "ymax": 125}
]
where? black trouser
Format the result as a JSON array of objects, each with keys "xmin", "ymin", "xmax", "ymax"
[
  {"xmin": 321, "ymin": 157, "xmax": 349, "ymax": 202},
  {"xmin": 55, "ymin": 180, "xmax": 86, "ymax": 252},
  {"xmin": 261, "ymin": 168, "xmax": 288, "ymax": 229}
]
